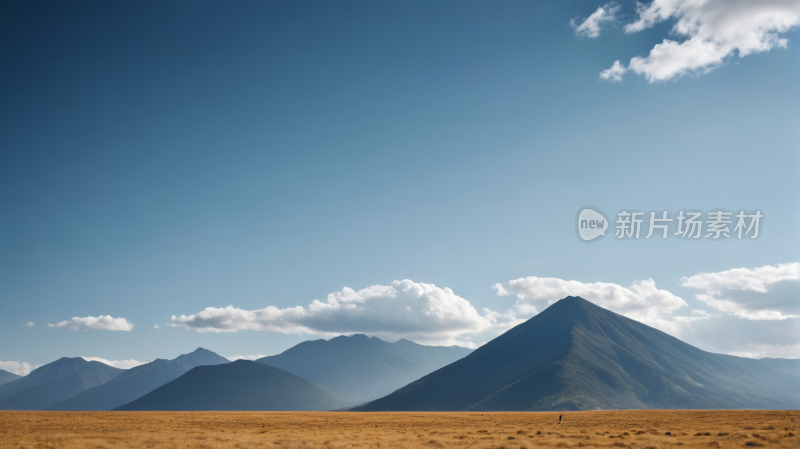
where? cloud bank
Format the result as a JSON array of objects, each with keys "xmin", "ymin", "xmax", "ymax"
[
  {"xmin": 572, "ymin": 3, "xmax": 620, "ymax": 38},
  {"xmin": 48, "ymin": 316, "xmax": 135, "ymax": 332},
  {"xmin": 0, "ymin": 361, "xmax": 40, "ymax": 376},
  {"xmin": 170, "ymin": 267, "xmax": 796, "ymax": 357},
  {"xmin": 596, "ymin": 0, "xmax": 800, "ymax": 81},
  {"xmin": 81, "ymin": 357, "xmax": 146, "ymax": 370},
  {"xmin": 681, "ymin": 262, "xmax": 800, "ymax": 320},
  {"xmin": 676, "ymin": 313, "xmax": 800, "ymax": 359},
  {"xmin": 170, "ymin": 280, "xmax": 499, "ymax": 348}
]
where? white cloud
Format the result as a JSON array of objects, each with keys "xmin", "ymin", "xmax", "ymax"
[
  {"xmin": 0, "ymin": 361, "xmax": 41, "ymax": 376},
  {"xmin": 170, "ymin": 280, "xmax": 501, "ymax": 348},
  {"xmin": 226, "ymin": 354, "xmax": 267, "ymax": 362},
  {"xmin": 24, "ymin": 322, "xmax": 34, "ymax": 327},
  {"xmin": 47, "ymin": 315, "xmax": 135, "ymax": 332},
  {"xmin": 494, "ymin": 276, "xmax": 687, "ymax": 319},
  {"xmin": 493, "ymin": 276, "xmax": 702, "ymax": 336},
  {"xmin": 81, "ymin": 357, "xmax": 146, "ymax": 370},
  {"xmin": 154, "ymin": 324, "xmax": 159, "ymax": 329},
  {"xmin": 600, "ymin": 60, "xmax": 627, "ymax": 81},
  {"xmin": 681, "ymin": 262, "xmax": 800, "ymax": 294},
  {"xmin": 676, "ymin": 313, "xmax": 800, "ymax": 359},
  {"xmin": 572, "ymin": 3, "xmax": 621, "ymax": 38},
  {"xmin": 681, "ymin": 262, "xmax": 800, "ymax": 320},
  {"xmin": 621, "ymin": 0, "xmax": 800, "ymax": 82},
  {"xmin": 482, "ymin": 308, "xmax": 527, "ymax": 336}
]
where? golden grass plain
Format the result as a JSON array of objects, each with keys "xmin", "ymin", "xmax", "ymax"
[{"xmin": 1, "ymin": 410, "xmax": 797, "ymax": 449}]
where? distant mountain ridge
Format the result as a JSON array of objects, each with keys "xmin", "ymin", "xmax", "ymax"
[
  {"xmin": 0, "ymin": 369, "xmax": 21, "ymax": 386},
  {"xmin": 256, "ymin": 334, "xmax": 472, "ymax": 405},
  {"xmin": 49, "ymin": 348, "xmax": 229, "ymax": 411},
  {"xmin": 0, "ymin": 358, "xmax": 122, "ymax": 410},
  {"xmin": 756, "ymin": 358, "xmax": 800, "ymax": 377},
  {"xmin": 354, "ymin": 296, "xmax": 800, "ymax": 411},
  {"xmin": 114, "ymin": 360, "xmax": 347, "ymax": 411}
]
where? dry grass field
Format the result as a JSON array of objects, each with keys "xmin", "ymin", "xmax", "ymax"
[{"xmin": 0, "ymin": 410, "xmax": 797, "ymax": 449}]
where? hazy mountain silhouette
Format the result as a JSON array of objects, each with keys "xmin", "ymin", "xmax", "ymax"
[
  {"xmin": 756, "ymin": 358, "xmax": 800, "ymax": 377},
  {"xmin": 0, "ymin": 369, "xmax": 21, "ymax": 386},
  {"xmin": 114, "ymin": 360, "xmax": 347, "ymax": 411},
  {"xmin": 256, "ymin": 334, "xmax": 472, "ymax": 405},
  {"xmin": 0, "ymin": 358, "xmax": 122, "ymax": 410},
  {"xmin": 354, "ymin": 297, "xmax": 800, "ymax": 411},
  {"xmin": 49, "ymin": 348, "xmax": 229, "ymax": 411}
]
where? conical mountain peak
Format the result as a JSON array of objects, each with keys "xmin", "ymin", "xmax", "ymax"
[{"xmin": 354, "ymin": 296, "xmax": 800, "ymax": 411}]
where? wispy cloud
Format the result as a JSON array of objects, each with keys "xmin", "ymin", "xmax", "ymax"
[
  {"xmin": 48, "ymin": 315, "xmax": 135, "ymax": 331},
  {"xmin": 571, "ymin": 2, "xmax": 620, "ymax": 38},
  {"xmin": 24, "ymin": 322, "xmax": 34, "ymax": 327}
]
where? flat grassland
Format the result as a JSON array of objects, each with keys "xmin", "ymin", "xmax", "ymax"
[{"xmin": 0, "ymin": 410, "xmax": 797, "ymax": 449}]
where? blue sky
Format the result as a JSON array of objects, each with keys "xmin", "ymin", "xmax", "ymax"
[{"xmin": 1, "ymin": 0, "xmax": 798, "ymax": 373}]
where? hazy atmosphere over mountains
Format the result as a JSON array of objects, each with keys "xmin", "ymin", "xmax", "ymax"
[
  {"xmin": 0, "ymin": 334, "xmax": 472, "ymax": 411},
  {"xmin": 256, "ymin": 334, "xmax": 471, "ymax": 405}
]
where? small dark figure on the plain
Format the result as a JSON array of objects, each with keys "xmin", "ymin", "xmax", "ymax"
[{"xmin": 558, "ymin": 415, "xmax": 562, "ymax": 425}]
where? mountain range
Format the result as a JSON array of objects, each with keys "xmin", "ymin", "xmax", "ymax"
[
  {"xmin": 48, "ymin": 348, "xmax": 229, "ymax": 411},
  {"xmin": 353, "ymin": 296, "xmax": 800, "ymax": 411},
  {"xmin": 0, "ymin": 336, "xmax": 469, "ymax": 411},
  {"xmin": 256, "ymin": 334, "xmax": 472, "ymax": 405},
  {"xmin": 114, "ymin": 360, "xmax": 347, "ymax": 411},
  {"xmin": 0, "ymin": 358, "xmax": 122, "ymax": 410},
  {"xmin": 3, "ymin": 297, "xmax": 798, "ymax": 412}
]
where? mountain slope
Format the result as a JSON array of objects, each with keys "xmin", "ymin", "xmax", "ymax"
[
  {"xmin": 256, "ymin": 334, "xmax": 471, "ymax": 405},
  {"xmin": 114, "ymin": 360, "xmax": 347, "ymax": 411},
  {"xmin": 0, "ymin": 359, "xmax": 122, "ymax": 410},
  {"xmin": 354, "ymin": 297, "xmax": 800, "ymax": 411},
  {"xmin": 0, "ymin": 369, "xmax": 21, "ymax": 386},
  {"xmin": 49, "ymin": 348, "xmax": 229, "ymax": 411}
]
